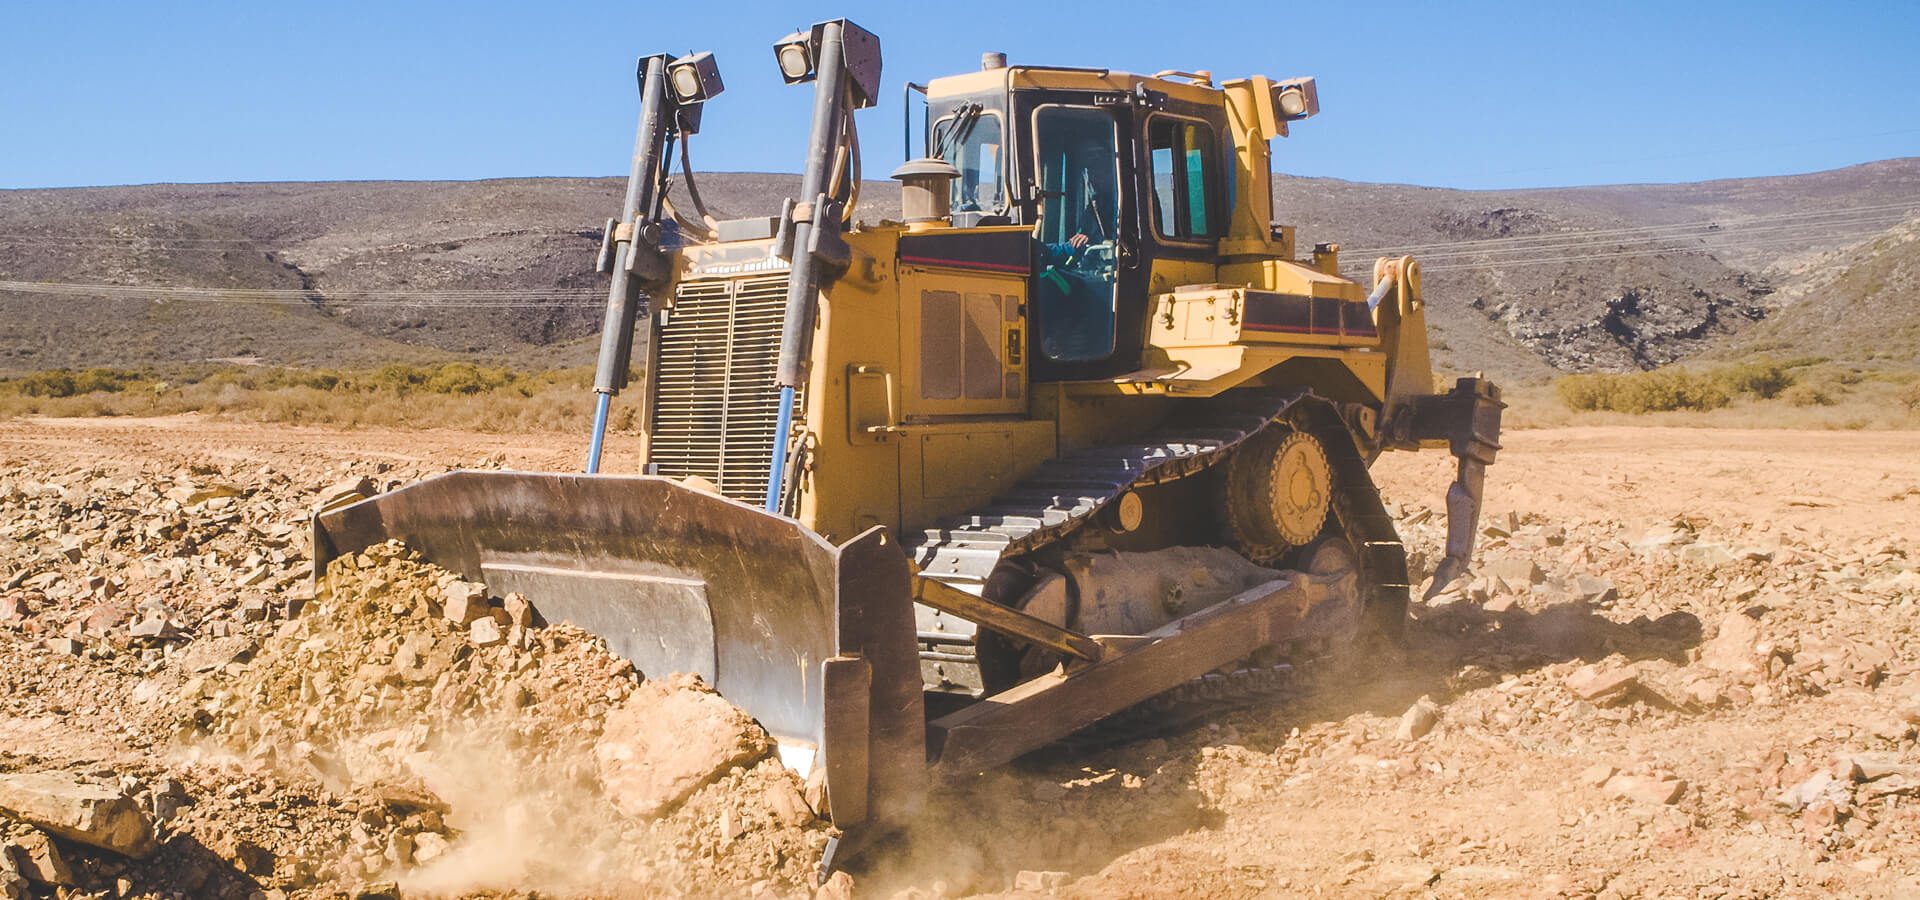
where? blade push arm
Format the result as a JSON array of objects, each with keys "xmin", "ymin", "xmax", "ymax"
[
  {"xmin": 587, "ymin": 51, "xmax": 724, "ymax": 473},
  {"xmin": 764, "ymin": 19, "xmax": 881, "ymax": 511}
]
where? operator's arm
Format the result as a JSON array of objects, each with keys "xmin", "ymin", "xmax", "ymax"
[{"xmin": 1038, "ymin": 233, "xmax": 1091, "ymax": 267}]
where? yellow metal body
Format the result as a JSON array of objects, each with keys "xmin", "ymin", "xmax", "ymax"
[{"xmin": 642, "ymin": 66, "xmax": 1438, "ymax": 547}]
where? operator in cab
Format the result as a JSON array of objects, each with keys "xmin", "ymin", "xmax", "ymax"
[{"xmin": 1035, "ymin": 126, "xmax": 1120, "ymax": 361}]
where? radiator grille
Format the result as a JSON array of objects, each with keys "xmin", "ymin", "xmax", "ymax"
[{"xmin": 650, "ymin": 274, "xmax": 800, "ymax": 502}]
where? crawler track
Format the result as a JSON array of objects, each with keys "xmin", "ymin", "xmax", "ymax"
[{"xmin": 908, "ymin": 392, "xmax": 1410, "ymax": 695}]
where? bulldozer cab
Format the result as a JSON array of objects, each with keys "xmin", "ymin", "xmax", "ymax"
[{"xmin": 925, "ymin": 68, "xmax": 1234, "ymax": 381}]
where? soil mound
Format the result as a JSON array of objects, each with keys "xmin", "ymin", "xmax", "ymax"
[{"xmin": 199, "ymin": 540, "xmax": 830, "ymax": 897}]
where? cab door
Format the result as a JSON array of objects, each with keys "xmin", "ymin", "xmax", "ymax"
[{"xmin": 1019, "ymin": 100, "xmax": 1148, "ymax": 382}]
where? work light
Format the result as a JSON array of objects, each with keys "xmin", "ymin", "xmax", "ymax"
[
  {"xmin": 1273, "ymin": 77, "xmax": 1320, "ymax": 120},
  {"xmin": 668, "ymin": 51, "xmax": 723, "ymax": 104},
  {"xmin": 775, "ymin": 33, "xmax": 814, "ymax": 83}
]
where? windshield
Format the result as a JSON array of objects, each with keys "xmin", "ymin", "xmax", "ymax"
[{"xmin": 934, "ymin": 107, "xmax": 1005, "ymax": 214}]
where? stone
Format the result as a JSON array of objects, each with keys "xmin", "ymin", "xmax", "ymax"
[
  {"xmin": 179, "ymin": 636, "xmax": 256, "ymax": 673},
  {"xmin": 77, "ymin": 604, "xmax": 128, "ymax": 635},
  {"xmin": 238, "ymin": 594, "xmax": 272, "ymax": 622},
  {"xmin": 1396, "ymin": 698, "xmax": 1441, "ymax": 741},
  {"xmin": 1604, "ymin": 774, "xmax": 1686, "ymax": 805},
  {"xmin": 503, "ymin": 592, "xmax": 535, "ymax": 629},
  {"xmin": 1682, "ymin": 680, "xmax": 1726, "ymax": 707},
  {"xmin": 411, "ymin": 832, "xmax": 449, "ymax": 864},
  {"xmin": 0, "ymin": 771, "xmax": 158, "ymax": 858},
  {"xmin": 43, "ymin": 638, "xmax": 82, "ymax": 656},
  {"xmin": 148, "ymin": 780, "xmax": 187, "ymax": 822},
  {"xmin": 468, "ymin": 617, "xmax": 504, "ymax": 647},
  {"xmin": 0, "ymin": 870, "xmax": 25, "ymax": 900},
  {"xmin": 317, "ymin": 476, "xmax": 376, "ymax": 512},
  {"xmin": 442, "ymin": 582, "xmax": 489, "ymax": 625},
  {"xmin": 1778, "ymin": 771, "xmax": 1851, "ymax": 813},
  {"xmin": 128, "ymin": 617, "xmax": 179, "ymax": 641},
  {"xmin": 1484, "ymin": 556, "xmax": 1545, "ymax": 587},
  {"xmin": 1571, "ymin": 574, "xmax": 1618, "ymax": 604},
  {"xmin": 718, "ymin": 807, "xmax": 744, "ymax": 841},
  {"xmin": 1580, "ymin": 764, "xmax": 1618, "ymax": 787},
  {"xmin": 350, "ymin": 881, "xmax": 400, "ymax": 900},
  {"xmin": 1850, "ymin": 755, "xmax": 1920, "ymax": 783},
  {"xmin": 172, "ymin": 483, "xmax": 244, "ymax": 506},
  {"xmin": 596, "ymin": 675, "xmax": 774, "ymax": 819},
  {"xmin": 234, "ymin": 840, "xmax": 275, "ymax": 875},
  {"xmin": 384, "ymin": 832, "xmax": 412, "ymax": 867},
  {"xmin": 1632, "ymin": 525, "xmax": 1693, "ymax": 554},
  {"xmin": 1566, "ymin": 664, "xmax": 1640, "ymax": 703},
  {"xmin": 1700, "ymin": 612, "xmax": 1764, "ymax": 682},
  {"xmin": 1680, "ymin": 543, "xmax": 1736, "ymax": 566},
  {"xmin": 1014, "ymin": 870, "xmax": 1070, "ymax": 892},
  {"xmin": 0, "ymin": 595, "xmax": 30, "ymax": 623},
  {"xmin": 765, "ymin": 778, "xmax": 814, "ymax": 827},
  {"xmin": 5, "ymin": 832, "xmax": 73, "ymax": 886},
  {"xmin": 814, "ymin": 871, "xmax": 855, "ymax": 900}
]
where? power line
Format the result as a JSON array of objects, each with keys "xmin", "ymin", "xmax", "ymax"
[
  {"xmin": 0, "ymin": 228, "xmax": 594, "ymax": 252},
  {"xmin": 1338, "ymin": 214, "xmax": 1914, "ymax": 277},
  {"xmin": 1338, "ymin": 209, "xmax": 1915, "ymax": 277},
  {"xmin": 1413, "ymin": 226, "xmax": 1906, "ymax": 274},
  {"xmin": 1376, "ymin": 211, "xmax": 1913, "ymax": 262},
  {"xmin": 1339, "ymin": 201, "xmax": 1920, "ymax": 257},
  {"xmin": 0, "ymin": 280, "xmax": 602, "ymax": 307}
]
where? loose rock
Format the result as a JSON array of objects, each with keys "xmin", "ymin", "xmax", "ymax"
[{"xmin": 0, "ymin": 772, "xmax": 157, "ymax": 858}]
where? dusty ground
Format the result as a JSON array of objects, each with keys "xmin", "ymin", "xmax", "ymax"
[{"xmin": 2, "ymin": 415, "xmax": 1918, "ymax": 899}]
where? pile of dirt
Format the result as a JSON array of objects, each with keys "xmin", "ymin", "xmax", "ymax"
[{"xmin": 179, "ymin": 539, "xmax": 832, "ymax": 898}]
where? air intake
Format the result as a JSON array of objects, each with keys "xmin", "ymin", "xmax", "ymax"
[{"xmin": 649, "ymin": 274, "xmax": 803, "ymax": 501}]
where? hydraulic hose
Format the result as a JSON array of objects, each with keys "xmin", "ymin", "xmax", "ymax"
[
  {"xmin": 765, "ymin": 21, "xmax": 850, "ymax": 511},
  {"xmin": 587, "ymin": 54, "xmax": 674, "ymax": 473}
]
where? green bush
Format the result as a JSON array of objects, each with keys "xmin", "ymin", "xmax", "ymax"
[
  {"xmin": 424, "ymin": 362, "xmax": 516, "ymax": 395},
  {"xmin": 15, "ymin": 370, "xmax": 77, "ymax": 397},
  {"xmin": 1782, "ymin": 383, "xmax": 1832, "ymax": 407},
  {"xmin": 8, "ymin": 368, "xmax": 150, "ymax": 397},
  {"xmin": 1712, "ymin": 359, "xmax": 1794, "ymax": 399},
  {"xmin": 1553, "ymin": 367, "xmax": 1730, "ymax": 413},
  {"xmin": 1898, "ymin": 382, "xmax": 1920, "ymax": 415}
]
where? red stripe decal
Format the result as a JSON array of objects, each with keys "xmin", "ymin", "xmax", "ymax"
[
  {"xmin": 902, "ymin": 255, "xmax": 1036, "ymax": 272},
  {"xmin": 1245, "ymin": 323, "xmax": 1335, "ymax": 334}
]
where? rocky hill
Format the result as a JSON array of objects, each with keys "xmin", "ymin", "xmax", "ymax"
[
  {"xmin": 2, "ymin": 160, "xmax": 1917, "ymax": 378},
  {"xmin": 1716, "ymin": 215, "xmax": 1920, "ymax": 366}
]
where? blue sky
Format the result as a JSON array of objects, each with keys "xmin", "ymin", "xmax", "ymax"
[{"xmin": 3, "ymin": 0, "xmax": 1915, "ymax": 191}]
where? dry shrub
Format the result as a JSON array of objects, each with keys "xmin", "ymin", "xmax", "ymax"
[
  {"xmin": 0, "ymin": 363, "xmax": 620, "ymax": 433},
  {"xmin": 1711, "ymin": 359, "xmax": 1794, "ymax": 399},
  {"xmin": 1554, "ymin": 368, "xmax": 1730, "ymax": 413},
  {"xmin": 1783, "ymin": 383, "xmax": 1833, "ymax": 408}
]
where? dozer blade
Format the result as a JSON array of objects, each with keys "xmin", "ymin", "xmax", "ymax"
[{"xmin": 310, "ymin": 471, "xmax": 927, "ymax": 859}]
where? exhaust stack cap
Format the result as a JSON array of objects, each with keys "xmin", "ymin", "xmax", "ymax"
[
  {"xmin": 892, "ymin": 158, "xmax": 961, "ymax": 226},
  {"xmin": 982, "ymin": 51, "xmax": 1007, "ymax": 71}
]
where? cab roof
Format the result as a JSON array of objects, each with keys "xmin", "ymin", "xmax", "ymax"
[{"xmin": 927, "ymin": 65, "xmax": 1226, "ymax": 107}]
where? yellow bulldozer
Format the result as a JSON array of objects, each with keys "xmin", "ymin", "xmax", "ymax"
[{"xmin": 313, "ymin": 19, "xmax": 1502, "ymax": 873}]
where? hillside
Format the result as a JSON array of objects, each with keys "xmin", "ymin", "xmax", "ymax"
[
  {"xmin": 2, "ymin": 160, "xmax": 1917, "ymax": 378},
  {"xmin": 1718, "ymin": 215, "xmax": 1920, "ymax": 365}
]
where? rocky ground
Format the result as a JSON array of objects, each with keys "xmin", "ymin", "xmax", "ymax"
[{"xmin": 1, "ymin": 416, "xmax": 1917, "ymax": 899}]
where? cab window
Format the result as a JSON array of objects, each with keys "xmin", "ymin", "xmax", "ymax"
[
  {"xmin": 1148, "ymin": 118, "xmax": 1219, "ymax": 241},
  {"xmin": 934, "ymin": 108, "xmax": 1005, "ymax": 214}
]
